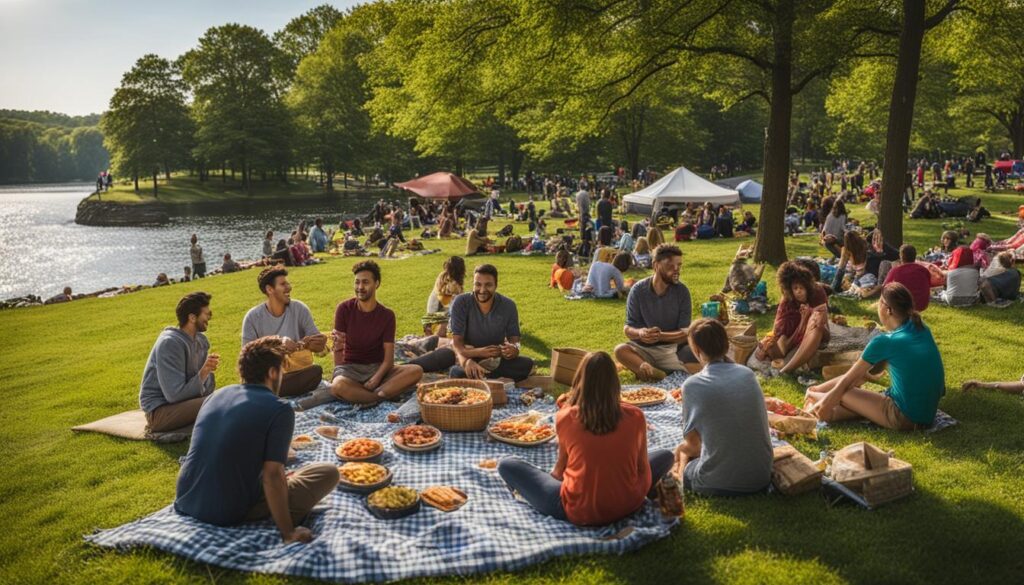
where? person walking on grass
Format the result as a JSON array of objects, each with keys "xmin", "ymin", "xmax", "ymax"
[
  {"xmin": 241, "ymin": 266, "xmax": 327, "ymax": 398},
  {"xmin": 138, "ymin": 292, "xmax": 219, "ymax": 432},
  {"xmin": 174, "ymin": 336, "xmax": 338, "ymax": 544},
  {"xmin": 190, "ymin": 234, "xmax": 206, "ymax": 278},
  {"xmin": 614, "ymin": 244, "xmax": 696, "ymax": 381},
  {"xmin": 330, "ymin": 261, "xmax": 423, "ymax": 404},
  {"xmin": 805, "ymin": 283, "xmax": 945, "ymax": 430}
]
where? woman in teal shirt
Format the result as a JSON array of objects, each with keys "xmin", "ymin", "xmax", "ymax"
[{"xmin": 806, "ymin": 282, "xmax": 945, "ymax": 429}]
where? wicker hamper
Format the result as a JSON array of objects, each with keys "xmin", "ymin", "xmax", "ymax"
[
  {"xmin": 830, "ymin": 442, "xmax": 913, "ymax": 507},
  {"xmin": 416, "ymin": 379, "xmax": 493, "ymax": 431}
]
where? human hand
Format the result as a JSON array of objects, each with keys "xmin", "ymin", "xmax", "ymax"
[
  {"xmin": 500, "ymin": 343, "xmax": 519, "ymax": 360},
  {"xmin": 960, "ymin": 380, "xmax": 981, "ymax": 392},
  {"xmin": 463, "ymin": 359, "xmax": 487, "ymax": 379},
  {"xmin": 303, "ymin": 333, "xmax": 327, "ymax": 353},
  {"xmin": 809, "ymin": 390, "xmax": 841, "ymax": 420},
  {"xmin": 283, "ymin": 527, "xmax": 313, "ymax": 544},
  {"xmin": 799, "ymin": 304, "xmax": 812, "ymax": 319},
  {"xmin": 483, "ymin": 345, "xmax": 503, "ymax": 358},
  {"xmin": 201, "ymin": 353, "xmax": 220, "ymax": 379},
  {"xmin": 331, "ymin": 330, "xmax": 346, "ymax": 352},
  {"xmin": 364, "ymin": 374, "xmax": 383, "ymax": 391},
  {"xmin": 640, "ymin": 327, "xmax": 661, "ymax": 344},
  {"xmin": 281, "ymin": 337, "xmax": 301, "ymax": 353}
]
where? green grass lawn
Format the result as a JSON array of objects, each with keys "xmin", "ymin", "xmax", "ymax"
[
  {"xmin": 88, "ymin": 174, "xmax": 386, "ymax": 205},
  {"xmin": 2, "ymin": 185, "xmax": 1023, "ymax": 584}
]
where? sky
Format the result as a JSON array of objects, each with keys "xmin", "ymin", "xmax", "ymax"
[{"xmin": 0, "ymin": 0, "xmax": 361, "ymax": 116}]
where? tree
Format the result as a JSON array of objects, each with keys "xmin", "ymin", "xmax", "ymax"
[
  {"xmin": 288, "ymin": 20, "xmax": 373, "ymax": 191},
  {"xmin": 101, "ymin": 54, "xmax": 192, "ymax": 197},
  {"xmin": 180, "ymin": 25, "xmax": 291, "ymax": 193},
  {"xmin": 944, "ymin": 0, "xmax": 1024, "ymax": 158},
  {"xmin": 273, "ymin": 4, "xmax": 344, "ymax": 79}
]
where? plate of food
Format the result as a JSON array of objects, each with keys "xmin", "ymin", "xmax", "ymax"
[
  {"xmin": 420, "ymin": 386, "xmax": 490, "ymax": 405},
  {"xmin": 392, "ymin": 424, "xmax": 442, "ymax": 453},
  {"xmin": 366, "ymin": 485, "xmax": 420, "ymax": 520},
  {"xmin": 421, "ymin": 485, "xmax": 468, "ymax": 512},
  {"xmin": 337, "ymin": 462, "xmax": 392, "ymax": 493},
  {"xmin": 336, "ymin": 438, "xmax": 384, "ymax": 462},
  {"xmin": 488, "ymin": 412, "xmax": 556, "ymax": 447},
  {"xmin": 315, "ymin": 426, "xmax": 341, "ymax": 440},
  {"xmin": 621, "ymin": 387, "xmax": 668, "ymax": 407},
  {"xmin": 290, "ymin": 434, "xmax": 317, "ymax": 450}
]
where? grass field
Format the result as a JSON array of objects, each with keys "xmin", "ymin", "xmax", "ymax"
[
  {"xmin": 87, "ymin": 174, "xmax": 385, "ymax": 205},
  {"xmin": 2, "ymin": 184, "xmax": 1023, "ymax": 584}
]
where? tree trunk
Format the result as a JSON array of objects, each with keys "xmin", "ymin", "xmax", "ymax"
[
  {"xmin": 878, "ymin": 0, "xmax": 926, "ymax": 248},
  {"xmin": 1007, "ymin": 105, "xmax": 1024, "ymax": 158},
  {"xmin": 510, "ymin": 150, "xmax": 524, "ymax": 184},
  {"xmin": 152, "ymin": 171, "xmax": 159, "ymax": 198},
  {"xmin": 497, "ymin": 151, "xmax": 506, "ymax": 187},
  {"xmin": 134, "ymin": 173, "xmax": 139, "ymax": 192},
  {"xmin": 455, "ymin": 159, "xmax": 464, "ymax": 176},
  {"xmin": 623, "ymin": 104, "xmax": 645, "ymax": 179},
  {"xmin": 326, "ymin": 164, "xmax": 334, "ymax": 192},
  {"xmin": 754, "ymin": 0, "xmax": 794, "ymax": 265},
  {"xmin": 164, "ymin": 163, "xmax": 171, "ymax": 181}
]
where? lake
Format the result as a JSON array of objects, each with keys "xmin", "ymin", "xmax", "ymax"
[{"xmin": 0, "ymin": 183, "xmax": 387, "ymax": 299}]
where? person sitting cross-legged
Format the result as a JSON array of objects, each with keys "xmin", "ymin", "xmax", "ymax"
[
  {"xmin": 497, "ymin": 351, "xmax": 673, "ymax": 525},
  {"xmin": 174, "ymin": 336, "xmax": 339, "ymax": 543},
  {"xmin": 409, "ymin": 264, "xmax": 534, "ymax": 381},
  {"xmin": 139, "ymin": 292, "xmax": 220, "ymax": 432},
  {"xmin": 755, "ymin": 261, "xmax": 830, "ymax": 376},
  {"xmin": 614, "ymin": 244, "xmax": 696, "ymax": 381},
  {"xmin": 671, "ymin": 319, "xmax": 773, "ymax": 496},
  {"xmin": 242, "ymin": 266, "xmax": 327, "ymax": 397},
  {"xmin": 805, "ymin": 283, "xmax": 945, "ymax": 430},
  {"xmin": 330, "ymin": 261, "xmax": 423, "ymax": 404}
]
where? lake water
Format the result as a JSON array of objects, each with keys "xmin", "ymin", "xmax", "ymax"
[{"xmin": 0, "ymin": 183, "xmax": 387, "ymax": 299}]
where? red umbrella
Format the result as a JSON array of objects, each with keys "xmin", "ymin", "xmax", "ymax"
[{"xmin": 394, "ymin": 172, "xmax": 480, "ymax": 200}]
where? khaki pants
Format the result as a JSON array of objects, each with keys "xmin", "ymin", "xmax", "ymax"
[
  {"xmin": 280, "ymin": 364, "xmax": 324, "ymax": 398},
  {"xmin": 145, "ymin": 395, "xmax": 207, "ymax": 432},
  {"xmin": 244, "ymin": 463, "xmax": 339, "ymax": 525},
  {"xmin": 626, "ymin": 341, "xmax": 695, "ymax": 372}
]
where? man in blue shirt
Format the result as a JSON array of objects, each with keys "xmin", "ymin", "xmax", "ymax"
[{"xmin": 174, "ymin": 336, "xmax": 338, "ymax": 543}]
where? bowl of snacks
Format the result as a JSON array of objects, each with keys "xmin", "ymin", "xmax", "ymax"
[
  {"xmin": 336, "ymin": 438, "xmax": 384, "ymax": 463},
  {"xmin": 488, "ymin": 412, "xmax": 556, "ymax": 447},
  {"xmin": 366, "ymin": 485, "xmax": 420, "ymax": 519},
  {"xmin": 392, "ymin": 424, "xmax": 442, "ymax": 453},
  {"xmin": 290, "ymin": 434, "xmax": 317, "ymax": 450},
  {"xmin": 337, "ymin": 462, "xmax": 392, "ymax": 493},
  {"xmin": 315, "ymin": 426, "xmax": 341, "ymax": 440}
]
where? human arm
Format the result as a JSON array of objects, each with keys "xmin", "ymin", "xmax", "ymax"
[
  {"xmin": 671, "ymin": 430, "xmax": 701, "ymax": 479},
  {"xmin": 364, "ymin": 343, "xmax": 396, "ymax": 391},
  {"xmin": 551, "ymin": 437, "xmax": 568, "ymax": 480},
  {"xmin": 807, "ymin": 359, "xmax": 873, "ymax": 419},
  {"xmin": 961, "ymin": 379, "xmax": 1024, "ymax": 394},
  {"xmin": 154, "ymin": 338, "xmax": 217, "ymax": 404}
]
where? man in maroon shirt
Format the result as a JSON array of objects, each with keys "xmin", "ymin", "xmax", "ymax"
[
  {"xmin": 329, "ymin": 261, "xmax": 423, "ymax": 404},
  {"xmin": 883, "ymin": 245, "xmax": 931, "ymax": 312}
]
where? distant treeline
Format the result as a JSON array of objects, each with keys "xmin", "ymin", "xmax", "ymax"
[{"xmin": 0, "ymin": 110, "xmax": 109, "ymax": 184}]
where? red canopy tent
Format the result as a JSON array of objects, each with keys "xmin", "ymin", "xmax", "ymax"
[{"xmin": 393, "ymin": 172, "xmax": 480, "ymax": 201}]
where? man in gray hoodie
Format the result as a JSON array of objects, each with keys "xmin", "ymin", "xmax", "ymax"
[{"xmin": 139, "ymin": 292, "xmax": 220, "ymax": 432}]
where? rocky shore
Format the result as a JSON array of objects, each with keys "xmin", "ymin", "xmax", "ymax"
[{"xmin": 75, "ymin": 198, "xmax": 170, "ymax": 226}]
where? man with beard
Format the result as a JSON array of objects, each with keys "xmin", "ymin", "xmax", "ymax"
[
  {"xmin": 174, "ymin": 336, "xmax": 338, "ymax": 543},
  {"xmin": 329, "ymin": 261, "xmax": 423, "ymax": 403},
  {"xmin": 242, "ymin": 266, "xmax": 327, "ymax": 397},
  {"xmin": 409, "ymin": 264, "xmax": 534, "ymax": 381},
  {"xmin": 614, "ymin": 244, "xmax": 696, "ymax": 381},
  {"xmin": 139, "ymin": 292, "xmax": 220, "ymax": 432}
]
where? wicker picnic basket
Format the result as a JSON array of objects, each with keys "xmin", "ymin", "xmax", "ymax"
[
  {"xmin": 416, "ymin": 379, "xmax": 493, "ymax": 432},
  {"xmin": 831, "ymin": 442, "xmax": 913, "ymax": 507}
]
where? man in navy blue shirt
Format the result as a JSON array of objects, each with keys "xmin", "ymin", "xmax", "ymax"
[{"xmin": 174, "ymin": 336, "xmax": 338, "ymax": 544}]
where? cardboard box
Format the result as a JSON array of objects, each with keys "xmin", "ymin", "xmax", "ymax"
[
  {"xmin": 772, "ymin": 445, "xmax": 822, "ymax": 495},
  {"xmin": 551, "ymin": 348, "xmax": 588, "ymax": 385}
]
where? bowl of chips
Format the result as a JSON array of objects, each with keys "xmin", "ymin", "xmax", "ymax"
[{"xmin": 336, "ymin": 438, "xmax": 384, "ymax": 462}]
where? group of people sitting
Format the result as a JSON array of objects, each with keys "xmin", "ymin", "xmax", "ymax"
[{"xmin": 656, "ymin": 202, "xmax": 756, "ymax": 241}]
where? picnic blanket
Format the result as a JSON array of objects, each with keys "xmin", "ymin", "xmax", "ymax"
[
  {"xmin": 86, "ymin": 374, "xmax": 692, "ymax": 583},
  {"xmin": 72, "ymin": 410, "xmax": 193, "ymax": 443}
]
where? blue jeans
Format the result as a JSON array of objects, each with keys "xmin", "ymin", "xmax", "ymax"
[{"xmin": 497, "ymin": 449, "xmax": 675, "ymax": 522}]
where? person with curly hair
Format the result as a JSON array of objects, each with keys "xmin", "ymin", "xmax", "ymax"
[{"xmin": 755, "ymin": 262, "xmax": 829, "ymax": 376}]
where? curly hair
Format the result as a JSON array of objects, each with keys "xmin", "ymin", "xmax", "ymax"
[{"xmin": 776, "ymin": 261, "xmax": 818, "ymax": 302}]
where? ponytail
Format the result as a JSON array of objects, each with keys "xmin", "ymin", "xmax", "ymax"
[{"xmin": 881, "ymin": 282, "xmax": 922, "ymax": 329}]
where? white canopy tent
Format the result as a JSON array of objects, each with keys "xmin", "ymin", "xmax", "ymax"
[
  {"xmin": 736, "ymin": 179, "xmax": 763, "ymax": 203},
  {"xmin": 622, "ymin": 166, "xmax": 740, "ymax": 216}
]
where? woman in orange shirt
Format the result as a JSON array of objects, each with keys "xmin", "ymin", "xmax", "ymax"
[
  {"xmin": 497, "ymin": 352, "xmax": 673, "ymax": 525},
  {"xmin": 549, "ymin": 249, "xmax": 577, "ymax": 291}
]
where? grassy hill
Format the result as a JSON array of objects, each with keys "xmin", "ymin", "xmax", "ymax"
[{"xmin": 1, "ymin": 185, "xmax": 1023, "ymax": 584}]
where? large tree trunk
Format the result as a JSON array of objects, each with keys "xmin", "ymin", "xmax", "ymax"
[
  {"xmin": 754, "ymin": 0, "xmax": 794, "ymax": 265},
  {"xmin": 622, "ymin": 104, "xmax": 645, "ymax": 179},
  {"xmin": 1004, "ymin": 104, "xmax": 1024, "ymax": 158},
  {"xmin": 133, "ymin": 173, "xmax": 139, "ymax": 192},
  {"xmin": 325, "ymin": 163, "xmax": 334, "ymax": 192},
  {"xmin": 152, "ymin": 171, "xmax": 159, "ymax": 198},
  {"xmin": 879, "ymin": 0, "xmax": 926, "ymax": 248}
]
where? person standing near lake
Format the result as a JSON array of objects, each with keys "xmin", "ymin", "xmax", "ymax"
[
  {"xmin": 190, "ymin": 234, "xmax": 206, "ymax": 278},
  {"xmin": 309, "ymin": 218, "xmax": 328, "ymax": 253},
  {"xmin": 242, "ymin": 266, "xmax": 327, "ymax": 397},
  {"xmin": 262, "ymin": 230, "xmax": 274, "ymax": 258},
  {"xmin": 139, "ymin": 292, "xmax": 219, "ymax": 432}
]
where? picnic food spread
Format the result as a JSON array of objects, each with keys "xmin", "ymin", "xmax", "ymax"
[
  {"xmin": 393, "ymin": 424, "xmax": 441, "ymax": 448},
  {"xmin": 315, "ymin": 426, "xmax": 340, "ymax": 440},
  {"xmin": 338, "ymin": 462, "xmax": 389, "ymax": 486},
  {"xmin": 489, "ymin": 412, "xmax": 555, "ymax": 445},
  {"xmin": 621, "ymin": 387, "xmax": 668, "ymax": 406},
  {"xmin": 337, "ymin": 438, "xmax": 383, "ymax": 460},
  {"xmin": 421, "ymin": 387, "xmax": 489, "ymax": 405},
  {"xmin": 290, "ymin": 434, "xmax": 316, "ymax": 449},
  {"xmin": 421, "ymin": 486, "xmax": 468, "ymax": 512},
  {"xmin": 765, "ymin": 397, "xmax": 802, "ymax": 417},
  {"xmin": 367, "ymin": 486, "xmax": 418, "ymax": 510}
]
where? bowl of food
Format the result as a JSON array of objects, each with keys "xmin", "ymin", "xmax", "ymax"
[
  {"xmin": 336, "ymin": 438, "xmax": 384, "ymax": 463},
  {"xmin": 315, "ymin": 426, "xmax": 341, "ymax": 440},
  {"xmin": 621, "ymin": 387, "xmax": 668, "ymax": 407},
  {"xmin": 290, "ymin": 434, "xmax": 317, "ymax": 450},
  {"xmin": 366, "ymin": 485, "xmax": 420, "ymax": 519},
  {"xmin": 488, "ymin": 413, "xmax": 556, "ymax": 447},
  {"xmin": 337, "ymin": 462, "xmax": 392, "ymax": 493},
  {"xmin": 392, "ymin": 424, "xmax": 442, "ymax": 453},
  {"xmin": 416, "ymin": 379, "xmax": 493, "ymax": 431}
]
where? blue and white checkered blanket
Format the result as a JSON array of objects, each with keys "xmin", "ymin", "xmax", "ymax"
[{"xmin": 86, "ymin": 374, "xmax": 690, "ymax": 583}]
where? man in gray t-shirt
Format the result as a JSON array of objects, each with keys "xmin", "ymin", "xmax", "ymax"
[
  {"xmin": 242, "ymin": 266, "xmax": 327, "ymax": 397},
  {"xmin": 614, "ymin": 244, "xmax": 695, "ymax": 380},
  {"xmin": 410, "ymin": 264, "xmax": 534, "ymax": 381},
  {"xmin": 680, "ymin": 361, "xmax": 773, "ymax": 495}
]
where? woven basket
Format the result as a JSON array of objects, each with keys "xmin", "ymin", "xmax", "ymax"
[
  {"xmin": 838, "ymin": 458, "xmax": 913, "ymax": 507},
  {"xmin": 728, "ymin": 335, "xmax": 758, "ymax": 366},
  {"xmin": 416, "ymin": 379, "xmax": 493, "ymax": 432}
]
